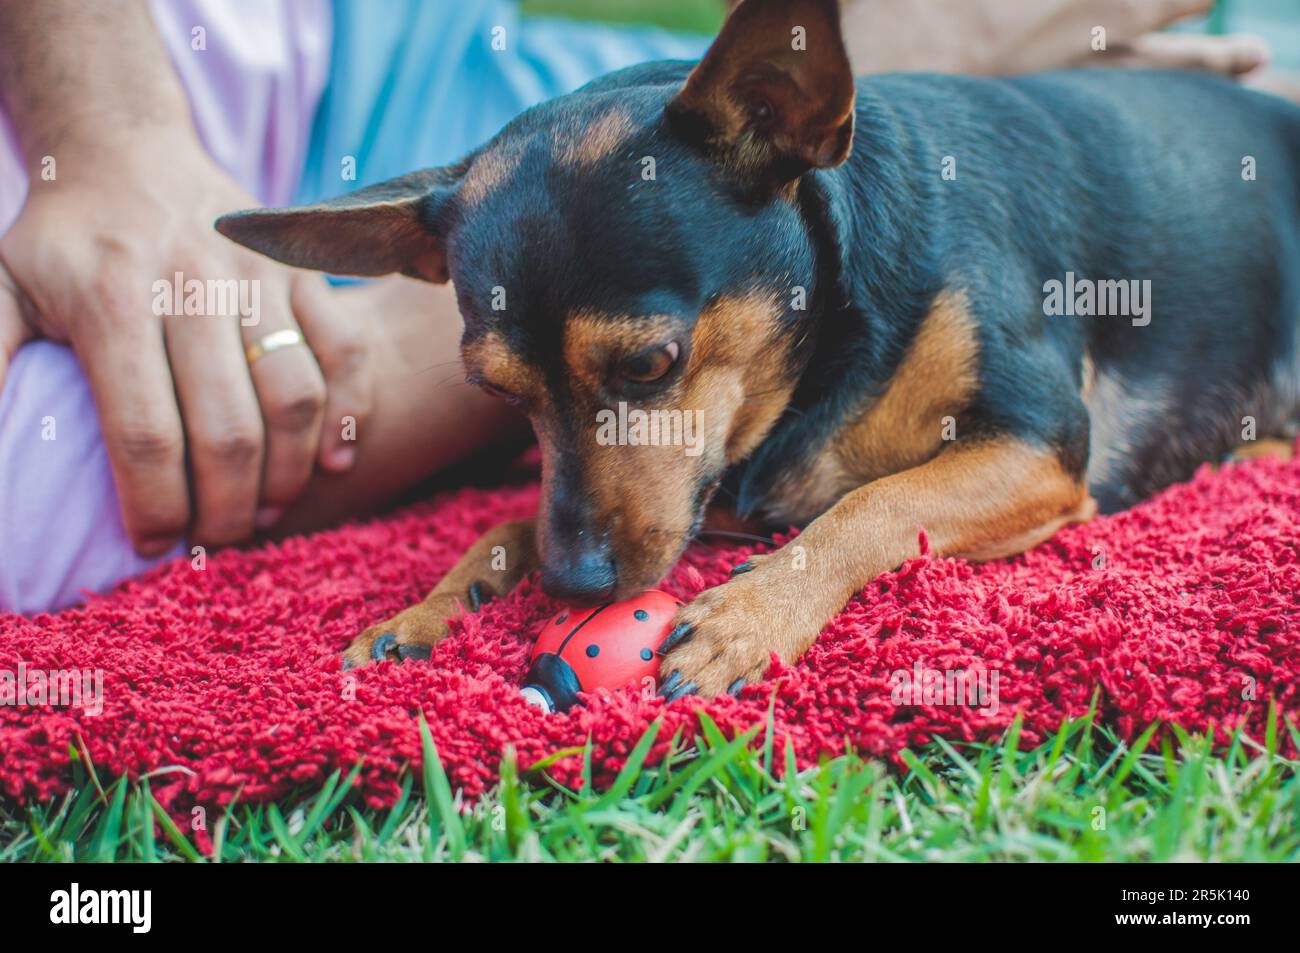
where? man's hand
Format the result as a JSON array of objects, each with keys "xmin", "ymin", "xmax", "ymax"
[
  {"xmin": 0, "ymin": 131, "xmax": 372, "ymax": 552},
  {"xmin": 842, "ymin": 0, "xmax": 1270, "ymax": 77},
  {"xmin": 0, "ymin": 0, "xmax": 372, "ymax": 553}
]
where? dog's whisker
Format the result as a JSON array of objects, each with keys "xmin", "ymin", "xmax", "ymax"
[
  {"xmin": 640, "ymin": 526, "xmax": 777, "ymax": 546},
  {"xmin": 408, "ymin": 359, "xmax": 469, "ymax": 378},
  {"xmin": 695, "ymin": 528, "xmax": 778, "ymax": 545}
]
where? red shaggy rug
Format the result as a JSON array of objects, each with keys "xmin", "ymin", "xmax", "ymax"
[{"xmin": 2, "ymin": 451, "xmax": 1298, "ymax": 830}]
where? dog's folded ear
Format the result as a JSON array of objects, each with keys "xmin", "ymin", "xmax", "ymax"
[
  {"xmin": 214, "ymin": 166, "xmax": 464, "ymax": 283},
  {"xmin": 667, "ymin": 0, "xmax": 854, "ymax": 186}
]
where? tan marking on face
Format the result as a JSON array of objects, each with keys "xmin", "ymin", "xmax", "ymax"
[
  {"xmin": 556, "ymin": 108, "xmax": 635, "ymax": 169},
  {"xmin": 685, "ymin": 290, "xmax": 798, "ymax": 462},
  {"xmin": 461, "ymin": 332, "xmax": 544, "ymax": 401},
  {"xmin": 543, "ymin": 291, "xmax": 796, "ymax": 596},
  {"xmin": 764, "ymin": 289, "xmax": 981, "ymax": 524},
  {"xmin": 1081, "ymin": 351, "xmax": 1096, "ymax": 402},
  {"xmin": 562, "ymin": 313, "xmax": 682, "ymax": 393},
  {"xmin": 460, "ymin": 143, "xmax": 524, "ymax": 206}
]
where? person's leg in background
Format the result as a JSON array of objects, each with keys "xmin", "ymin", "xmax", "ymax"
[{"xmin": 293, "ymin": 1, "xmax": 707, "ymax": 200}]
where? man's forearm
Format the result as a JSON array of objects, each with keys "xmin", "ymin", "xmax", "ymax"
[
  {"xmin": 837, "ymin": 0, "xmax": 1216, "ymax": 76},
  {"xmin": 0, "ymin": 0, "xmax": 191, "ymax": 166}
]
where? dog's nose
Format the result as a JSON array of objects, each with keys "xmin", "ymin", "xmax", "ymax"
[{"xmin": 541, "ymin": 543, "xmax": 617, "ymax": 604}]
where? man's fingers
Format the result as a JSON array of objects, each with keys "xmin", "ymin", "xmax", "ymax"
[
  {"xmin": 0, "ymin": 262, "xmax": 36, "ymax": 395},
  {"xmin": 76, "ymin": 305, "xmax": 191, "ymax": 555},
  {"xmin": 1123, "ymin": 32, "xmax": 1271, "ymax": 77},
  {"xmin": 1007, "ymin": 0, "xmax": 1216, "ymax": 72},
  {"xmin": 292, "ymin": 275, "xmax": 372, "ymax": 473},
  {"xmin": 1099, "ymin": 0, "xmax": 1215, "ymax": 36},
  {"xmin": 241, "ymin": 297, "xmax": 326, "ymax": 524},
  {"xmin": 163, "ymin": 305, "xmax": 263, "ymax": 546}
]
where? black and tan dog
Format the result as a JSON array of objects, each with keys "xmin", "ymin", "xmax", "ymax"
[{"xmin": 218, "ymin": 0, "xmax": 1300, "ymax": 699}]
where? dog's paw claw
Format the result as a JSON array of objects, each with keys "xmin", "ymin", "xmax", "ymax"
[
  {"xmin": 657, "ymin": 569, "xmax": 799, "ymax": 697},
  {"xmin": 345, "ymin": 605, "xmax": 456, "ymax": 670},
  {"xmin": 657, "ymin": 670, "xmax": 683, "ymax": 698},
  {"xmin": 370, "ymin": 632, "xmax": 398, "ymax": 662},
  {"xmin": 397, "ymin": 643, "xmax": 432, "ymax": 662},
  {"xmin": 663, "ymin": 680, "xmax": 699, "ymax": 703},
  {"xmin": 729, "ymin": 560, "xmax": 754, "ymax": 576},
  {"xmin": 467, "ymin": 580, "xmax": 486, "ymax": 612},
  {"xmin": 659, "ymin": 622, "xmax": 693, "ymax": 653}
]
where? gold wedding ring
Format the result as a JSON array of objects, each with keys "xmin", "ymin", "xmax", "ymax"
[{"xmin": 244, "ymin": 329, "xmax": 303, "ymax": 366}]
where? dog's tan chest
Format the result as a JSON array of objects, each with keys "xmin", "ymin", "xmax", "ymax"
[{"xmin": 760, "ymin": 289, "xmax": 981, "ymax": 525}]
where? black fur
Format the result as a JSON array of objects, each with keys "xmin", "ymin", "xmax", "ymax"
[
  {"xmin": 219, "ymin": 61, "xmax": 1300, "ymax": 525},
  {"xmin": 447, "ymin": 64, "xmax": 1300, "ymax": 518}
]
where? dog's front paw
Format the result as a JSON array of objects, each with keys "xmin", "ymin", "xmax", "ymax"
[
  {"xmin": 657, "ymin": 553, "xmax": 829, "ymax": 700},
  {"xmin": 342, "ymin": 595, "xmax": 467, "ymax": 670}
]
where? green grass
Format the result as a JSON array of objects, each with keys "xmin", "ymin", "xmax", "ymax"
[
  {"xmin": 521, "ymin": 0, "xmax": 723, "ymax": 34},
  {"xmin": 3, "ymin": 708, "xmax": 1297, "ymax": 862}
]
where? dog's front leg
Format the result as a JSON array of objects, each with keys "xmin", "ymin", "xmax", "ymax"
[
  {"xmin": 344, "ymin": 518, "xmax": 538, "ymax": 668},
  {"xmin": 658, "ymin": 439, "xmax": 1097, "ymax": 699}
]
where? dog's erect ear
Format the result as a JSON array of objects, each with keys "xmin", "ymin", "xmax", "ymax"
[
  {"xmin": 214, "ymin": 166, "xmax": 464, "ymax": 283},
  {"xmin": 667, "ymin": 0, "xmax": 854, "ymax": 184}
]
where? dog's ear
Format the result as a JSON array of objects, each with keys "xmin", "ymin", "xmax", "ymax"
[
  {"xmin": 214, "ymin": 166, "xmax": 464, "ymax": 283},
  {"xmin": 667, "ymin": 0, "xmax": 854, "ymax": 185}
]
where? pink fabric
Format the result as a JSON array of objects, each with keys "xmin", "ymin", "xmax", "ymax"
[
  {"xmin": 0, "ymin": 0, "xmax": 330, "ymax": 613},
  {"xmin": 148, "ymin": 0, "xmax": 330, "ymax": 207}
]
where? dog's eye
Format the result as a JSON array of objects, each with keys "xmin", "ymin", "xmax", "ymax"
[
  {"xmin": 478, "ymin": 382, "xmax": 519, "ymax": 404},
  {"xmin": 618, "ymin": 341, "xmax": 680, "ymax": 384}
]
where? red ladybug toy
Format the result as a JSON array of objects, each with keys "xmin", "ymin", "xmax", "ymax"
[{"xmin": 521, "ymin": 590, "xmax": 682, "ymax": 712}]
